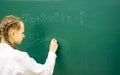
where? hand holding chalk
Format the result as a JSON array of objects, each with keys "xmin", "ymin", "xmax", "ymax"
[{"xmin": 49, "ymin": 38, "xmax": 58, "ymax": 53}]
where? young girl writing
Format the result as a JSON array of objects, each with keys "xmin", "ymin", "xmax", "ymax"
[{"xmin": 0, "ymin": 15, "xmax": 58, "ymax": 75}]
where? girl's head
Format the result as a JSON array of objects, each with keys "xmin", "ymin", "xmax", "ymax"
[{"xmin": 0, "ymin": 15, "xmax": 25, "ymax": 49}]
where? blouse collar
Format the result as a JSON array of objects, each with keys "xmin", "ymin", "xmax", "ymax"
[{"xmin": 0, "ymin": 43, "xmax": 14, "ymax": 50}]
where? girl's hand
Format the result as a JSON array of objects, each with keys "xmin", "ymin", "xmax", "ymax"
[{"xmin": 49, "ymin": 38, "xmax": 58, "ymax": 53}]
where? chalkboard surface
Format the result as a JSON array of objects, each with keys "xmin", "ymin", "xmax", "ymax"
[{"xmin": 0, "ymin": 0, "xmax": 120, "ymax": 75}]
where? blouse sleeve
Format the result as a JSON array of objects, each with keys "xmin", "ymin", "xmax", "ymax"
[{"xmin": 17, "ymin": 51, "xmax": 57, "ymax": 75}]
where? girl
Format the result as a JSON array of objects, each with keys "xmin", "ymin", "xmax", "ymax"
[{"xmin": 0, "ymin": 15, "xmax": 58, "ymax": 75}]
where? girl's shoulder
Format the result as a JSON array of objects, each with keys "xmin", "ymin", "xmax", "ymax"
[{"xmin": 12, "ymin": 49, "xmax": 30, "ymax": 59}]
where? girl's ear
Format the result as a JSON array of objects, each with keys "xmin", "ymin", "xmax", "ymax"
[{"xmin": 8, "ymin": 29, "xmax": 16, "ymax": 38}]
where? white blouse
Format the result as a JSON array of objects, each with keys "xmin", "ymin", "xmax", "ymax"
[{"xmin": 0, "ymin": 43, "xmax": 57, "ymax": 75}]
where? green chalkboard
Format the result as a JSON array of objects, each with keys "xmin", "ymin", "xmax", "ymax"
[{"xmin": 0, "ymin": 0, "xmax": 120, "ymax": 75}]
